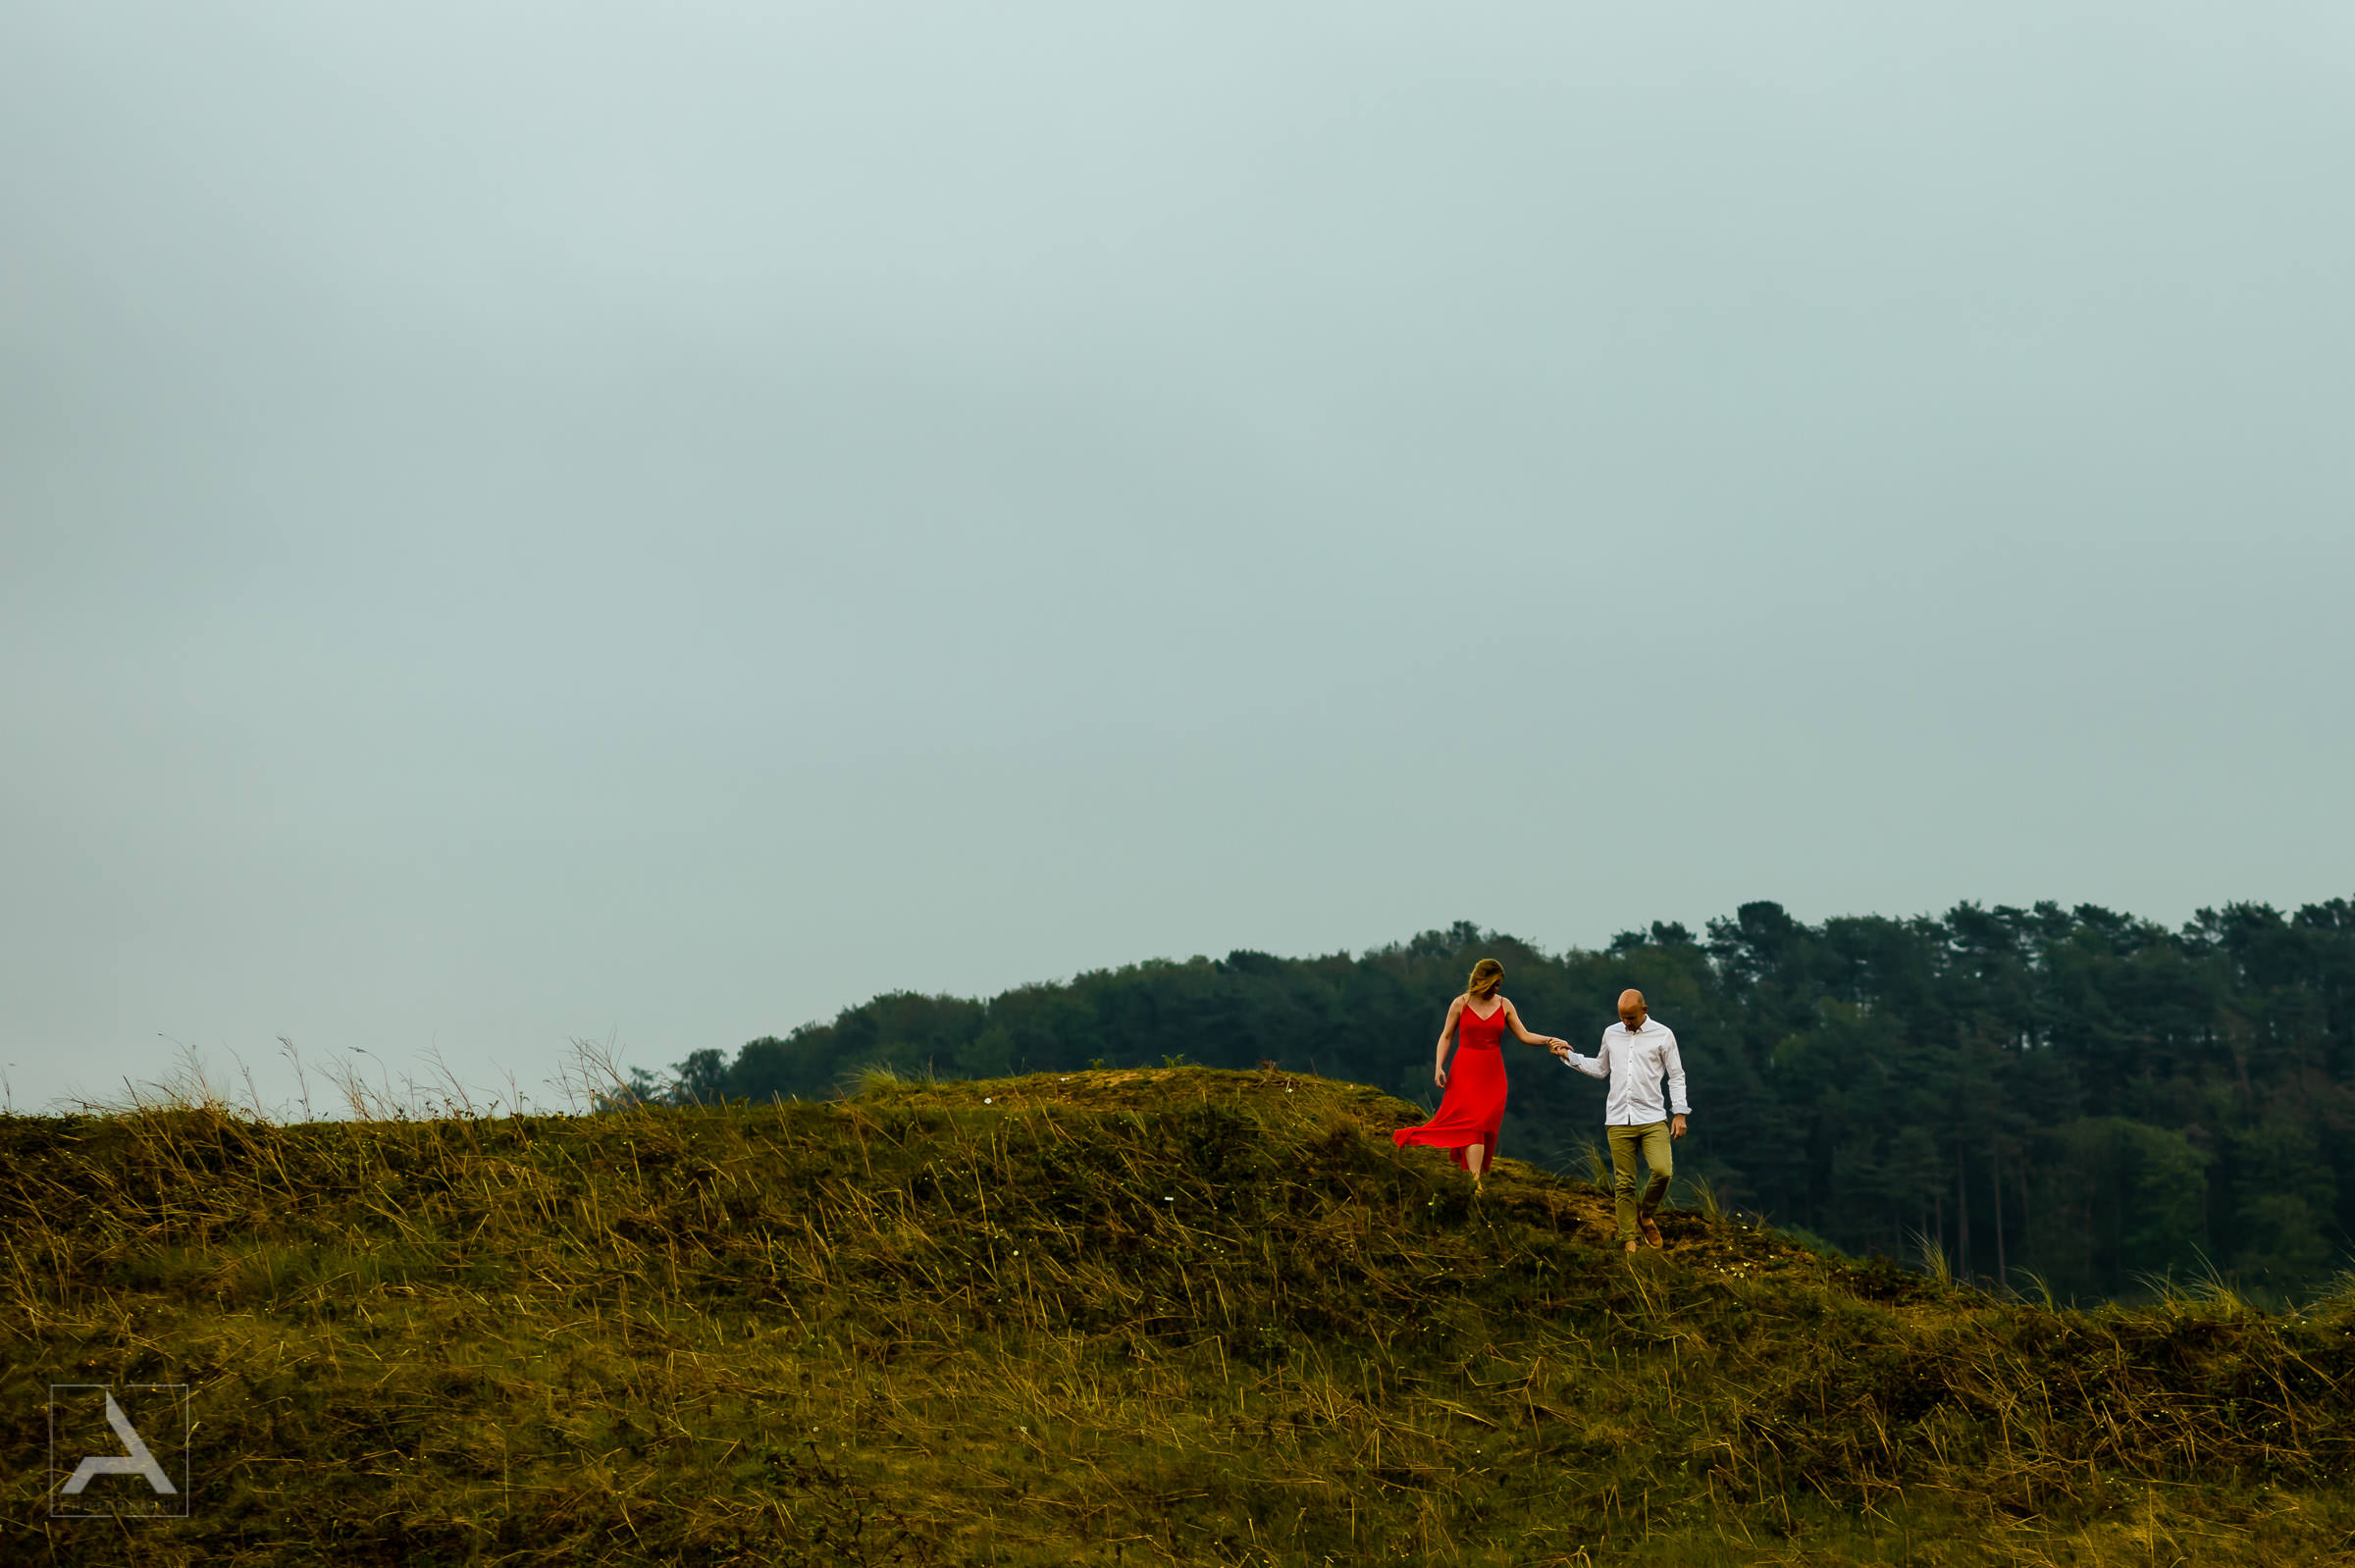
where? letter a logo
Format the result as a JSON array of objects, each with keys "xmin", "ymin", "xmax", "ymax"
[
  {"xmin": 61, "ymin": 1392, "xmax": 176, "ymax": 1494},
  {"xmin": 50, "ymin": 1385, "xmax": 189, "ymax": 1517}
]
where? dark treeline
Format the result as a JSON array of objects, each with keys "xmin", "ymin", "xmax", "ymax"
[{"xmin": 641, "ymin": 899, "xmax": 2355, "ymax": 1304}]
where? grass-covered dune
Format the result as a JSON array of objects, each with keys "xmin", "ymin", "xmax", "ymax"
[{"xmin": 5, "ymin": 1068, "xmax": 2354, "ymax": 1565}]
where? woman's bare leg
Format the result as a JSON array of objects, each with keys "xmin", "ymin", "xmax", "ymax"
[{"xmin": 1465, "ymin": 1143, "xmax": 1487, "ymax": 1179}]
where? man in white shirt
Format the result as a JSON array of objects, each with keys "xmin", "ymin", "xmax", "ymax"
[{"xmin": 1553, "ymin": 988, "xmax": 1691, "ymax": 1253}]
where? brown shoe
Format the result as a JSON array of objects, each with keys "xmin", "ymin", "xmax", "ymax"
[{"xmin": 1640, "ymin": 1216, "xmax": 1665, "ymax": 1249}]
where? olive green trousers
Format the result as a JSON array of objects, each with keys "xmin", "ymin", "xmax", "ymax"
[{"xmin": 1607, "ymin": 1121, "xmax": 1673, "ymax": 1240}]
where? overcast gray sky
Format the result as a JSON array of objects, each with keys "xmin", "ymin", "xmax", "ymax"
[{"xmin": 6, "ymin": 2, "xmax": 2351, "ymax": 1115}]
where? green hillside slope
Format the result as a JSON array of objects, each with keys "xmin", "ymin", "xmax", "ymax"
[
  {"xmin": 6, "ymin": 1070, "xmax": 2354, "ymax": 1565},
  {"xmin": 656, "ymin": 900, "xmax": 2355, "ymax": 1306}
]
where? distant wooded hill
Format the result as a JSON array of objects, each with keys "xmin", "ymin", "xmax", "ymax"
[{"xmin": 636, "ymin": 899, "xmax": 2355, "ymax": 1304}]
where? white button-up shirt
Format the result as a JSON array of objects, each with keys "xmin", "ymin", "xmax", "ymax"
[{"xmin": 1562, "ymin": 1018, "xmax": 1691, "ymax": 1125}]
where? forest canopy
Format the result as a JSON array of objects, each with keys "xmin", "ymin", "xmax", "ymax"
[{"xmin": 635, "ymin": 899, "xmax": 2355, "ymax": 1306}]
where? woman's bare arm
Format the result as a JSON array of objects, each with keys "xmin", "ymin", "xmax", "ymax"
[
  {"xmin": 1502, "ymin": 999, "xmax": 1568, "ymax": 1053},
  {"xmin": 1434, "ymin": 996, "xmax": 1464, "ymax": 1087}
]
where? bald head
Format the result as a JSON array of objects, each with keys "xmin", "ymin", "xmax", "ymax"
[{"xmin": 1617, "ymin": 990, "xmax": 1648, "ymax": 1029}]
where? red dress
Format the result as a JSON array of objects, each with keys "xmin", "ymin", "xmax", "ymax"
[{"xmin": 1392, "ymin": 995, "xmax": 1509, "ymax": 1170}]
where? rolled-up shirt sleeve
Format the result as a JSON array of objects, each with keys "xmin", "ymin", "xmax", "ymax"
[
  {"xmin": 1563, "ymin": 1035, "xmax": 1611, "ymax": 1079},
  {"xmin": 1662, "ymin": 1029, "xmax": 1691, "ymax": 1116}
]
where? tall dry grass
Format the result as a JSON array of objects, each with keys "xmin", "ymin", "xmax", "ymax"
[{"xmin": 2, "ymin": 1060, "xmax": 2352, "ymax": 1565}]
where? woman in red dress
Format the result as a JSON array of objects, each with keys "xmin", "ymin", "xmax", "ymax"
[{"xmin": 1391, "ymin": 958, "xmax": 1569, "ymax": 1187}]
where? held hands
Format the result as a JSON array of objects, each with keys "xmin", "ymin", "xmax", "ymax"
[{"xmin": 1547, "ymin": 1038, "xmax": 1571, "ymax": 1059}]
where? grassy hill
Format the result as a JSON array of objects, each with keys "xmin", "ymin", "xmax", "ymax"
[{"xmin": 5, "ymin": 1068, "xmax": 2354, "ymax": 1565}]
